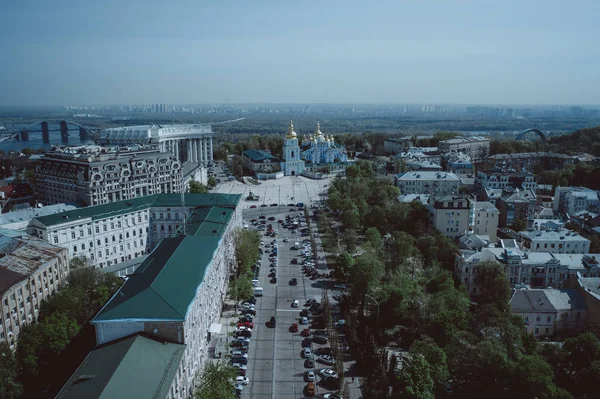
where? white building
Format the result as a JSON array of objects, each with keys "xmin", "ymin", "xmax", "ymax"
[
  {"xmin": 0, "ymin": 236, "xmax": 69, "ymax": 348},
  {"xmin": 552, "ymin": 186, "xmax": 600, "ymax": 216},
  {"xmin": 384, "ymin": 137, "xmax": 412, "ymax": 154},
  {"xmin": 91, "ymin": 200, "xmax": 240, "ymax": 399},
  {"xmin": 395, "ymin": 171, "xmax": 461, "ymax": 196},
  {"xmin": 475, "ymin": 170, "xmax": 537, "ymax": 191},
  {"xmin": 438, "ymin": 136, "xmax": 490, "ymax": 159},
  {"xmin": 428, "ymin": 195, "xmax": 473, "ymax": 238},
  {"xmin": 281, "ymin": 121, "xmax": 305, "ymax": 176},
  {"xmin": 519, "ymin": 229, "xmax": 591, "ymax": 254},
  {"xmin": 473, "ymin": 201, "xmax": 499, "ymax": 243},
  {"xmin": 29, "ymin": 193, "xmax": 242, "ymax": 270},
  {"xmin": 101, "ymin": 124, "xmax": 214, "ymax": 165},
  {"xmin": 0, "ymin": 204, "xmax": 77, "ymax": 232}
]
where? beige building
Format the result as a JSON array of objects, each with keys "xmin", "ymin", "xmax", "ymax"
[
  {"xmin": 0, "ymin": 236, "xmax": 69, "ymax": 348},
  {"xmin": 429, "ymin": 195, "xmax": 473, "ymax": 238},
  {"xmin": 473, "ymin": 201, "xmax": 499, "ymax": 243},
  {"xmin": 438, "ymin": 136, "xmax": 490, "ymax": 159}
]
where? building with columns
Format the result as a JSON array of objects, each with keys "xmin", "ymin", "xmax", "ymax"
[
  {"xmin": 101, "ymin": 124, "xmax": 214, "ymax": 165},
  {"xmin": 36, "ymin": 145, "xmax": 182, "ymax": 206}
]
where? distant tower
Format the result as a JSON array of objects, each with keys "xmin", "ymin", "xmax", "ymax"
[{"xmin": 282, "ymin": 121, "xmax": 305, "ymax": 176}]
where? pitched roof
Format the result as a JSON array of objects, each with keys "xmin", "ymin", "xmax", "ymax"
[
  {"xmin": 243, "ymin": 149, "xmax": 279, "ymax": 162},
  {"xmin": 35, "ymin": 193, "xmax": 241, "ymax": 228},
  {"xmin": 56, "ymin": 334, "xmax": 185, "ymax": 399},
  {"xmin": 93, "ymin": 234, "xmax": 220, "ymax": 322},
  {"xmin": 510, "ymin": 289, "xmax": 557, "ymax": 313}
]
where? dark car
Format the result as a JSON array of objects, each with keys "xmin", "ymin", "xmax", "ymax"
[
  {"xmin": 315, "ymin": 347, "xmax": 333, "ymax": 355},
  {"xmin": 300, "ymin": 309, "xmax": 309, "ymax": 317},
  {"xmin": 259, "ymin": 215, "xmax": 266, "ymax": 219},
  {"xmin": 305, "ymin": 299, "xmax": 317, "ymax": 306},
  {"xmin": 268, "ymin": 272, "xmax": 276, "ymax": 278},
  {"xmin": 241, "ymin": 309, "xmax": 256, "ymax": 316},
  {"xmin": 271, "ymin": 203, "xmax": 278, "ymax": 206},
  {"xmin": 268, "ymin": 216, "xmax": 276, "ymax": 220},
  {"xmin": 291, "ymin": 259, "xmax": 298, "ymax": 264},
  {"xmin": 270, "ymin": 277, "xmax": 277, "ymax": 284},
  {"xmin": 304, "ymin": 359, "xmax": 315, "ymax": 368},
  {"xmin": 269, "ymin": 316, "xmax": 276, "ymax": 327},
  {"xmin": 260, "ymin": 204, "xmax": 268, "ymax": 207},
  {"xmin": 289, "ymin": 278, "xmax": 298, "ymax": 286},
  {"xmin": 301, "ymin": 338, "xmax": 312, "ymax": 347}
]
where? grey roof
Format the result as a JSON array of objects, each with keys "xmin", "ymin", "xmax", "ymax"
[
  {"xmin": 510, "ymin": 289, "xmax": 557, "ymax": 313},
  {"xmin": 578, "ymin": 276, "xmax": 600, "ymax": 297},
  {"xmin": 56, "ymin": 334, "xmax": 185, "ymax": 399},
  {"xmin": 545, "ymin": 289, "xmax": 586, "ymax": 310},
  {"xmin": 0, "ymin": 204, "xmax": 78, "ymax": 227}
]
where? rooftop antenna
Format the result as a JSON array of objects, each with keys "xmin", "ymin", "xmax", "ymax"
[{"xmin": 181, "ymin": 188, "xmax": 186, "ymax": 236}]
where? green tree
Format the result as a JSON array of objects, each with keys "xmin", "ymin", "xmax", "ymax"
[
  {"xmin": 342, "ymin": 229, "xmax": 357, "ymax": 253},
  {"xmin": 189, "ymin": 180, "xmax": 209, "ymax": 193},
  {"xmin": 0, "ymin": 341, "xmax": 23, "ymax": 399},
  {"xmin": 207, "ymin": 176, "xmax": 217, "ymax": 188},
  {"xmin": 38, "ymin": 313, "xmax": 80, "ymax": 355},
  {"xmin": 398, "ymin": 354, "xmax": 435, "ymax": 399},
  {"xmin": 229, "ymin": 276, "xmax": 254, "ymax": 305},
  {"xmin": 409, "ymin": 337, "xmax": 449, "ymax": 385},
  {"xmin": 364, "ymin": 227, "xmax": 383, "ymax": 254},
  {"xmin": 511, "ymin": 218, "xmax": 527, "ymax": 232},
  {"xmin": 194, "ymin": 361, "xmax": 238, "ymax": 399},
  {"xmin": 335, "ymin": 252, "xmax": 354, "ymax": 281},
  {"xmin": 69, "ymin": 256, "xmax": 90, "ymax": 270},
  {"xmin": 234, "ymin": 229, "xmax": 260, "ymax": 276},
  {"xmin": 474, "ymin": 261, "xmax": 511, "ymax": 310}
]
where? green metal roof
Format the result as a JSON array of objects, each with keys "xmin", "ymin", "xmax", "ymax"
[
  {"xmin": 93, "ymin": 234, "xmax": 221, "ymax": 322},
  {"xmin": 186, "ymin": 206, "xmax": 234, "ymax": 236},
  {"xmin": 242, "ymin": 149, "xmax": 279, "ymax": 162},
  {"xmin": 35, "ymin": 193, "xmax": 241, "ymax": 228},
  {"xmin": 56, "ymin": 334, "xmax": 185, "ymax": 399}
]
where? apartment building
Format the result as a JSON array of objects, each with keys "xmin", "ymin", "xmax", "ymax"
[
  {"xmin": 36, "ymin": 145, "xmax": 182, "ymax": 206},
  {"xmin": 520, "ymin": 229, "xmax": 591, "ymax": 254},
  {"xmin": 475, "ymin": 170, "xmax": 537, "ymax": 193},
  {"xmin": 495, "ymin": 189, "xmax": 536, "ymax": 228},
  {"xmin": 438, "ymin": 136, "xmax": 490, "ymax": 159},
  {"xmin": 455, "ymin": 248, "xmax": 600, "ymax": 295},
  {"xmin": 552, "ymin": 186, "xmax": 600, "ymax": 216},
  {"xmin": 483, "ymin": 152, "xmax": 575, "ymax": 172},
  {"xmin": 0, "ymin": 236, "xmax": 69, "ymax": 348},
  {"xmin": 395, "ymin": 171, "xmax": 461, "ymax": 196},
  {"xmin": 89, "ymin": 202, "xmax": 239, "ymax": 399},
  {"xmin": 29, "ymin": 193, "xmax": 242, "ymax": 269},
  {"xmin": 384, "ymin": 137, "xmax": 413, "ymax": 154},
  {"xmin": 428, "ymin": 195, "xmax": 473, "ymax": 238},
  {"xmin": 473, "ymin": 201, "xmax": 499, "ymax": 243}
]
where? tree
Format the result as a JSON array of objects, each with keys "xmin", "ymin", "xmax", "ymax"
[
  {"xmin": 38, "ymin": 313, "xmax": 80, "ymax": 355},
  {"xmin": 0, "ymin": 341, "xmax": 23, "ymax": 399},
  {"xmin": 229, "ymin": 276, "xmax": 254, "ymax": 304},
  {"xmin": 335, "ymin": 252, "xmax": 354, "ymax": 281},
  {"xmin": 207, "ymin": 176, "xmax": 217, "ymax": 188},
  {"xmin": 194, "ymin": 361, "xmax": 238, "ymax": 399},
  {"xmin": 511, "ymin": 218, "xmax": 527, "ymax": 232},
  {"xmin": 364, "ymin": 227, "xmax": 383, "ymax": 254},
  {"xmin": 69, "ymin": 256, "xmax": 90, "ymax": 270},
  {"xmin": 474, "ymin": 261, "xmax": 511, "ymax": 310},
  {"xmin": 342, "ymin": 229, "xmax": 357, "ymax": 253},
  {"xmin": 189, "ymin": 180, "xmax": 208, "ymax": 193},
  {"xmin": 409, "ymin": 337, "xmax": 449, "ymax": 385},
  {"xmin": 398, "ymin": 354, "xmax": 435, "ymax": 399},
  {"xmin": 234, "ymin": 229, "xmax": 260, "ymax": 275}
]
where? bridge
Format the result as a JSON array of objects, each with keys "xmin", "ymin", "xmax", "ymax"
[
  {"xmin": 515, "ymin": 128, "xmax": 547, "ymax": 143},
  {"xmin": 14, "ymin": 119, "xmax": 108, "ymax": 143}
]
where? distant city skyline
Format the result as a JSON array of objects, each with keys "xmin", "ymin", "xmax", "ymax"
[{"xmin": 2, "ymin": 0, "xmax": 599, "ymax": 106}]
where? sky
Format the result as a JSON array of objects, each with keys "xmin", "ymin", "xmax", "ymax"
[{"xmin": 1, "ymin": 0, "xmax": 599, "ymax": 106}]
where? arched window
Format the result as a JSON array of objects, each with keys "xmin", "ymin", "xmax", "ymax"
[
  {"xmin": 73, "ymin": 245, "xmax": 77, "ymax": 253},
  {"xmin": 81, "ymin": 243, "xmax": 86, "ymax": 250}
]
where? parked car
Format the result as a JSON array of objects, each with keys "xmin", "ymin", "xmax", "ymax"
[
  {"xmin": 302, "ymin": 338, "xmax": 312, "ymax": 348},
  {"xmin": 289, "ymin": 278, "xmax": 298, "ymax": 286},
  {"xmin": 318, "ymin": 354, "xmax": 335, "ymax": 365},
  {"xmin": 305, "ymin": 370, "xmax": 316, "ymax": 382},
  {"xmin": 301, "ymin": 329, "xmax": 311, "ymax": 337},
  {"xmin": 292, "ymin": 300, "xmax": 300, "ymax": 308},
  {"xmin": 305, "ymin": 299, "xmax": 317, "ymax": 306},
  {"xmin": 319, "ymin": 368, "xmax": 339, "ymax": 379},
  {"xmin": 300, "ymin": 317, "xmax": 309, "ymax": 325},
  {"xmin": 305, "ymin": 382, "xmax": 316, "ymax": 397},
  {"xmin": 270, "ymin": 277, "xmax": 277, "ymax": 284},
  {"xmin": 289, "ymin": 323, "xmax": 299, "ymax": 333},
  {"xmin": 313, "ymin": 335, "xmax": 328, "ymax": 344},
  {"xmin": 235, "ymin": 376, "xmax": 250, "ymax": 386},
  {"xmin": 304, "ymin": 359, "xmax": 315, "ymax": 368},
  {"xmin": 302, "ymin": 347, "xmax": 312, "ymax": 358},
  {"xmin": 231, "ymin": 356, "xmax": 248, "ymax": 365}
]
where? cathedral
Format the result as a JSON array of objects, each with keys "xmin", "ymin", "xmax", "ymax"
[{"xmin": 281, "ymin": 121, "xmax": 349, "ymax": 176}]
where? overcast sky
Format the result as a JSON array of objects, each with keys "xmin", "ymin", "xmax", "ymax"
[{"xmin": 2, "ymin": 0, "xmax": 599, "ymax": 106}]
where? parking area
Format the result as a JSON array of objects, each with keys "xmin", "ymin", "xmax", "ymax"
[{"xmin": 234, "ymin": 206, "xmax": 339, "ymax": 399}]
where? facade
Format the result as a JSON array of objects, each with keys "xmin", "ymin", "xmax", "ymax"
[
  {"xmin": 29, "ymin": 193, "xmax": 242, "ymax": 270},
  {"xmin": 384, "ymin": 137, "xmax": 412, "ymax": 154},
  {"xmin": 91, "ymin": 202, "xmax": 240, "ymax": 398},
  {"xmin": 242, "ymin": 150, "xmax": 281, "ymax": 173},
  {"xmin": 395, "ymin": 171, "xmax": 461, "ymax": 196},
  {"xmin": 281, "ymin": 121, "xmax": 305, "ymax": 176},
  {"xmin": 57, "ymin": 334, "xmax": 185, "ymax": 399},
  {"xmin": 475, "ymin": 170, "xmax": 537, "ymax": 193},
  {"xmin": 445, "ymin": 152, "xmax": 473, "ymax": 173},
  {"xmin": 473, "ymin": 201, "xmax": 499, "ymax": 243},
  {"xmin": 300, "ymin": 124, "xmax": 348, "ymax": 165},
  {"xmin": 552, "ymin": 186, "xmax": 600, "ymax": 216},
  {"xmin": 483, "ymin": 152, "xmax": 575, "ymax": 172},
  {"xmin": 395, "ymin": 149, "xmax": 442, "ymax": 166},
  {"xmin": 405, "ymin": 160, "xmax": 442, "ymax": 171},
  {"xmin": 101, "ymin": 124, "xmax": 214, "ymax": 165},
  {"xmin": 438, "ymin": 136, "xmax": 490, "ymax": 159},
  {"xmin": 0, "ymin": 236, "xmax": 69, "ymax": 348},
  {"xmin": 36, "ymin": 145, "xmax": 182, "ymax": 206},
  {"xmin": 428, "ymin": 195, "xmax": 473, "ymax": 238},
  {"xmin": 455, "ymin": 248, "xmax": 600, "ymax": 295},
  {"xmin": 509, "ymin": 288, "xmax": 587, "ymax": 336},
  {"xmin": 520, "ymin": 229, "xmax": 591, "ymax": 254},
  {"xmin": 496, "ymin": 189, "xmax": 536, "ymax": 228}
]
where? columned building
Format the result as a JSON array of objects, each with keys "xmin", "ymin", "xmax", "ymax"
[{"xmin": 101, "ymin": 124, "xmax": 214, "ymax": 165}]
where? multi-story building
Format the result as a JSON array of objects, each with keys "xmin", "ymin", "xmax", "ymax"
[
  {"xmin": 0, "ymin": 203, "xmax": 76, "ymax": 233},
  {"xmin": 428, "ymin": 195, "xmax": 473, "ymax": 238},
  {"xmin": 495, "ymin": 189, "xmax": 536, "ymax": 228},
  {"xmin": 36, "ymin": 145, "xmax": 182, "ymax": 206},
  {"xmin": 445, "ymin": 152, "xmax": 473, "ymax": 173},
  {"xmin": 520, "ymin": 229, "xmax": 591, "ymax": 254},
  {"xmin": 474, "ymin": 170, "xmax": 537, "ymax": 194},
  {"xmin": 100, "ymin": 124, "xmax": 214, "ymax": 165},
  {"xmin": 483, "ymin": 152, "xmax": 575, "ymax": 172},
  {"xmin": 438, "ymin": 136, "xmax": 490, "ymax": 159},
  {"xmin": 510, "ymin": 288, "xmax": 587, "ymax": 337},
  {"xmin": 395, "ymin": 148, "xmax": 442, "ymax": 166},
  {"xmin": 455, "ymin": 248, "xmax": 600, "ymax": 295},
  {"xmin": 395, "ymin": 171, "xmax": 461, "ymax": 196},
  {"xmin": 0, "ymin": 236, "xmax": 69, "ymax": 348},
  {"xmin": 89, "ymin": 200, "xmax": 240, "ymax": 399},
  {"xmin": 473, "ymin": 201, "xmax": 499, "ymax": 243},
  {"xmin": 29, "ymin": 193, "xmax": 242, "ymax": 269},
  {"xmin": 242, "ymin": 150, "xmax": 281, "ymax": 173},
  {"xmin": 552, "ymin": 186, "xmax": 600, "ymax": 216},
  {"xmin": 384, "ymin": 137, "xmax": 412, "ymax": 154}
]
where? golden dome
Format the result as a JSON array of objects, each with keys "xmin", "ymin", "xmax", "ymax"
[
  {"xmin": 315, "ymin": 123, "xmax": 324, "ymax": 137},
  {"xmin": 286, "ymin": 121, "xmax": 297, "ymax": 139}
]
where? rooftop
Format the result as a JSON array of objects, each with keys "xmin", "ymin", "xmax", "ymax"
[
  {"xmin": 510, "ymin": 289, "xmax": 557, "ymax": 313},
  {"xmin": 34, "ymin": 193, "xmax": 241, "ymax": 228},
  {"xmin": 56, "ymin": 334, "xmax": 185, "ymax": 399},
  {"xmin": 396, "ymin": 171, "xmax": 460, "ymax": 181},
  {"xmin": 520, "ymin": 229, "xmax": 590, "ymax": 243},
  {"xmin": 0, "ymin": 204, "xmax": 78, "ymax": 228},
  {"xmin": 488, "ymin": 152, "xmax": 574, "ymax": 160},
  {"xmin": 439, "ymin": 136, "xmax": 489, "ymax": 144},
  {"xmin": 474, "ymin": 201, "xmax": 498, "ymax": 212},
  {"xmin": 242, "ymin": 149, "xmax": 280, "ymax": 162}
]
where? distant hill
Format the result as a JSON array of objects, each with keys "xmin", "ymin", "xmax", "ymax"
[{"xmin": 548, "ymin": 125, "xmax": 600, "ymax": 156}]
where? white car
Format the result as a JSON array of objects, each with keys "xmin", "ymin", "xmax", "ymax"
[
  {"xmin": 305, "ymin": 370, "xmax": 316, "ymax": 382},
  {"xmin": 235, "ymin": 326, "xmax": 253, "ymax": 333},
  {"xmin": 302, "ymin": 347, "xmax": 312, "ymax": 358},
  {"xmin": 235, "ymin": 376, "xmax": 250, "ymax": 385},
  {"xmin": 333, "ymin": 284, "xmax": 348, "ymax": 290},
  {"xmin": 231, "ymin": 351, "xmax": 248, "ymax": 359},
  {"xmin": 283, "ymin": 238, "xmax": 289, "ymax": 242},
  {"xmin": 318, "ymin": 355, "xmax": 335, "ymax": 365},
  {"xmin": 292, "ymin": 300, "xmax": 300, "ymax": 308},
  {"xmin": 300, "ymin": 317, "xmax": 309, "ymax": 325},
  {"xmin": 319, "ymin": 368, "xmax": 339, "ymax": 379},
  {"xmin": 231, "ymin": 363, "xmax": 247, "ymax": 371}
]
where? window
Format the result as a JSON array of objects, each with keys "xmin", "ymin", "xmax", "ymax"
[
  {"xmin": 88, "ymin": 228, "xmax": 92, "ymax": 235},
  {"xmin": 81, "ymin": 243, "xmax": 86, "ymax": 250},
  {"xmin": 71, "ymin": 232, "xmax": 76, "ymax": 239},
  {"xmin": 545, "ymin": 328, "xmax": 550, "ymax": 335},
  {"xmin": 97, "ymin": 239, "xmax": 101, "ymax": 246},
  {"xmin": 96, "ymin": 227, "xmax": 100, "ymax": 233},
  {"xmin": 105, "ymin": 238, "xmax": 109, "ymax": 244},
  {"xmin": 534, "ymin": 327, "xmax": 540, "ymax": 335},
  {"xmin": 105, "ymin": 249, "xmax": 109, "ymax": 256},
  {"xmin": 536, "ymin": 316, "xmax": 540, "ymax": 322},
  {"xmin": 547, "ymin": 316, "xmax": 551, "ymax": 322},
  {"xmin": 54, "ymin": 236, "xmax": 58, "ymax": 244},
  {"xmin": 73, "ymin": 245, "xmax": 77, "ymax": 253}
]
